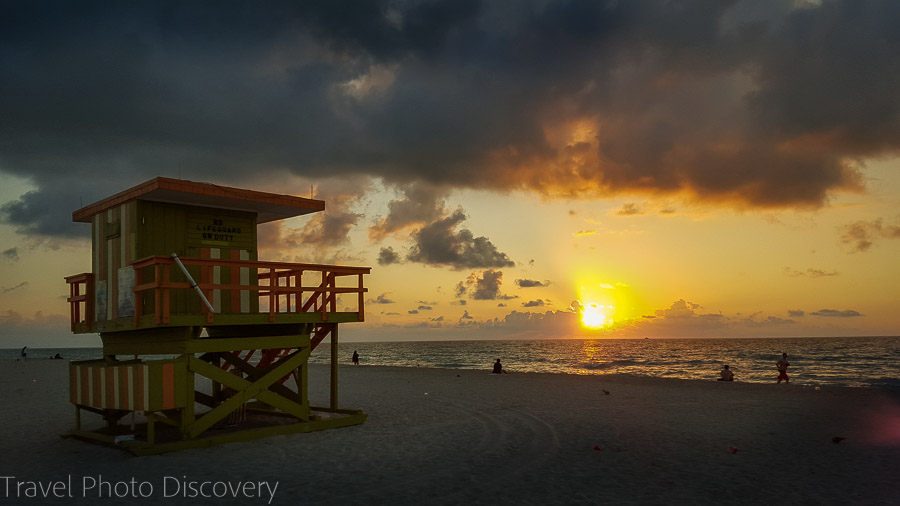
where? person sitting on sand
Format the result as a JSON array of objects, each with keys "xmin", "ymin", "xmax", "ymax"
[
  {"xmin": 492, "ymin": 358, "xmax": 509, "ymax": 374},
  {"xmin": 718, "ymin": 364, "xmax": 734, "ymax": 381},
  {"xmin": 777, "ymin": 353, "xmax": 790, "ymax": 383}
]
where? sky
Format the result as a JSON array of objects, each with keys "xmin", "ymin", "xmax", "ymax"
[{"xmin": 1, "ymin": 0, "xmax": 899, "ymax": 346}]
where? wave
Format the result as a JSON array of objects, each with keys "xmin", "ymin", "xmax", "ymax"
[{"xmin": 579, "ymin": 359, "xmax": 641, "ymax": 370}]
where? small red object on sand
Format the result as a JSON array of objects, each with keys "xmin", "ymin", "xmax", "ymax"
[
  {"xmin": 593, "ymin": 445, "xmax": 602, "ymax": 451},
  {"xmin": 728, "ymin": 446, "xmax": 738, "ymax": 454}
]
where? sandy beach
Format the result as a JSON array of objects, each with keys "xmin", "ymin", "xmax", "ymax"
[{"xmin": 1, "ymin": 360, "xmax": 898, "ymax": 505}]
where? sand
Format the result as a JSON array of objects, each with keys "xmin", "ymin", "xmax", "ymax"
[{"xmin": 1, "ymin": 360, "xmax": 898, "ymax": 505}]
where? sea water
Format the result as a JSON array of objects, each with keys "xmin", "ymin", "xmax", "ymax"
[{"xmin": 5, "ymin": 336, "xmax": 898, "ymax": 389}]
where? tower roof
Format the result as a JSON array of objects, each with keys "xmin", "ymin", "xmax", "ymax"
[{"xmin": 73, "ymin": 177, "xmax": 325, "ymax": 224}]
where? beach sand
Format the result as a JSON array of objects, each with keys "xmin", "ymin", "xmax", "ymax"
[{"xmin": 1, "ymin": 360, "xmax": 898, "ymax": 505}]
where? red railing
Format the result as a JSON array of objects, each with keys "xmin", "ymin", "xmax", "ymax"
[
  {"xmin": 131, "ymin": 255, "xmax": 370, "ymax": 325},
  {"xmin": 65, "ymin": 273, "xmax": 94, "ymax": 330},
  {"xmin": 65, "ymin": 256, "xmax": 369, "ymax": 331}
]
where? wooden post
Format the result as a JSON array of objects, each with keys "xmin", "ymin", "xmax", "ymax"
[
  {"xmin": 211, "ymin": 354, "xmax": 222, "ymax": 404},
  {"xmin": 181, "ymin": 355, "xmax": 194, "ymax": 439},
  {"xmin": 330, "ymin": 325, "xmax": 339, "ymax": 410}
]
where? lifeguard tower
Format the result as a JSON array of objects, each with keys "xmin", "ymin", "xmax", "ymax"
[{"xmin": 64, "ymin": 177, "xmax": 370, "ymax": 455}]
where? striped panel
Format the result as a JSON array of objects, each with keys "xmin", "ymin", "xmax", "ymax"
[
  {"xmin": 107, "ymin": 209, "xmax": 116, "ymax": 320},
  {"xmin": 69, "ymin": 361, "xmax": 184, "ymax": 411},
  {"xmin": 240, "ymin": 249, "xmax": 250, "ymax": 313},
  {"xmin": 93, "ymin": 215, "xmax": 101, "ymax": 321},
  {"xmin": 210, "ymin": 248, "xmax": 221, "ymax": 312}
]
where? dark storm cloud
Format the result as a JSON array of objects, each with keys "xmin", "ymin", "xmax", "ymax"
[
  {"xmin": 523, "ymin": 299, "xmax": 544, "ymax": 307},
  {"xmin": 2, "ymin": 1, "xmax": 899, "ymax": 238},
  {"xmin": 406, "ymin": 209, "xmax": 514, "ymax": 269}
]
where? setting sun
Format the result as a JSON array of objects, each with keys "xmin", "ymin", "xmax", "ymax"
[{"xmin": 581, "ymin": 303, "xmax": 612, "ymax": 329}]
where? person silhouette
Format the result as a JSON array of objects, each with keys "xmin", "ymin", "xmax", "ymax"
[
  {"xmin": 717, "ymin": 364, "xmax": 734, "ymax": 381},
  {"xmin": 776, "ymin": 353, "xmax": 790, "ymax": 383},
  {"xmin": 352, "ymin": 350, "xmax": 359, "ymax": 365},
  {"xmin": 492, "ymin": 358, "xmax": 508, "ymax": 374}
]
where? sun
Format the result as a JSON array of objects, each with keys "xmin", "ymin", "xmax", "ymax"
[{"xmin": 581, "ymin": 302, "xmax": 612, "ymax": 329}]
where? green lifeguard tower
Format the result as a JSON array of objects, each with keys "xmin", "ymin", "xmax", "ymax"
[{"xmin": 64, "ymin": 177, "xmax": 370, "ymax": 455}]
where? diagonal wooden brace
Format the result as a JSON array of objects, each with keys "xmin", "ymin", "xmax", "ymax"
[{"xmin": 186, "ymin": 349, "xmax": 310, "ymax": 438}]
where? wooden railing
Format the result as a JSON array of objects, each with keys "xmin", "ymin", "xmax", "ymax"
[
  {"xmin": 65, "ymin": 273, "xmax": 94, "ymax": 331},
  {"xmin": 131, "ymin": 255, "xmax": 370, "ymax": 326},
  {"xmin": 65, "ymin": 256, "xmax": 369, "ymax": 331}
]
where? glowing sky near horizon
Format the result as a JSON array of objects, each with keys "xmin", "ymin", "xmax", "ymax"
[{"xmin": 1, "ymin": 0, "xmax": 899, "ymax": 345}]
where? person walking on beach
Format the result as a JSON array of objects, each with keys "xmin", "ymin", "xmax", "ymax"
[
  {"xmin": 20, "ymin": 346, "xmax": 27, "ymax": 360},
  {"xmin": 718, "ymin": 364, "xmax": 734, "ymax": 381},
  {"xmin": 492, "ymin": 358, "xmax": 508, "ymax": 374},
  {"xmin": 776, "ymin": 353, "xmax": 790, "ymax": 383},
  {"xmin": 352, "ymin": 350, "xmax": 359, "ymax": 365}
]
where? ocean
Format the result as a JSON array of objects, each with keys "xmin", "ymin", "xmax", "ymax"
[{"xmin": 5, "ymin": 336, "xmax": 898, "ymax": 390}]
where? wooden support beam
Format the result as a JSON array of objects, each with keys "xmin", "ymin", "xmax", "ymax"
[
  {"xmin": 180, "ymin": 354, "xmax": 195, "ymax": 438},
  {"xmin": 185, "ymin": 350, "xmax": 309, "ymax": 438}
]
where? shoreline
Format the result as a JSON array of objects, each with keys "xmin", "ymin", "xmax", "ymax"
[{"xmin": 1, "ymin": 360, "xmax": 898, "ymax": 504}]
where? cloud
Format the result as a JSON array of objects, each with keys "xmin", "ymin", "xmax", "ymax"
[
  {"xmin": 2, "ymin": 281, "xmax": 28, "ymax": 293},
  {"xmin": 369, "ymin": 183, "xmax": 446, "ymax": 240},
  {"xmin": 408, "ymin": 309, "xmax": 419, "ymax": 315},
  {"xmin": 257, "ymin": 178, "xmax": 368, "ymax": 262},
  {"xmin": 368, "ymin": 293, "xmax": 395, "ymax": 304},
  {"xmin": 655, "ymin": 299, "xmax": 704, "ymax": 318},
  {"xmin": 810, "ymin": 309, "xmax": 864, "ymax": 317},
  {"xmin": 783, "ymin": 267, "xmax": 838, "ymax": 277},
  {"xmin": 3, "ymin": 1, "xmax": 896, "ymax": 239},
  {"xmin": 2, "ymin": 247, "xmax": 19, "ymax": 261},
  {"xmin": 840, "ymin": 219, "xmax": 900, "ymax": 252},
  {"xmin": 523, "ymin": 299, "xmax": 545, "ymax": 307},
  {"xmin": 788, "ymin": 309, "xmax": 805, "ymax": 317},
  {"xmin": 454, "ymin": 281, "xmax": 466, "ymax": 299},
  {"xmin": 459, "ymin": 269, "xmax": 517, "ymax": 301},
  {"xmin": 417, "ymin": 305, "xmax": 433, "ymax": 311},
  {"xmin": 573, "ymin": 230, "xmax": 596, "ymax": 237},
  {"xmin": 406, "ymin": 209, "xmax": 514, "ymax": 269},
  {"xmin": 0, "ymin": 309, "xmax": 72, "ymax": 344},
  {"xmin": 515, "ymin": 278, "xmax": 549, "ymax": 288},
  {"xmin": 460, "ymin": 310, "xmax": 473, "ymax": 320},
  {"xmin": 377, "ymin": 246, "xmax": 402, "ymax": 265},
  {"xmin": 617, "ymin": 203, "xmax": 644, "ymax": 216}
]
